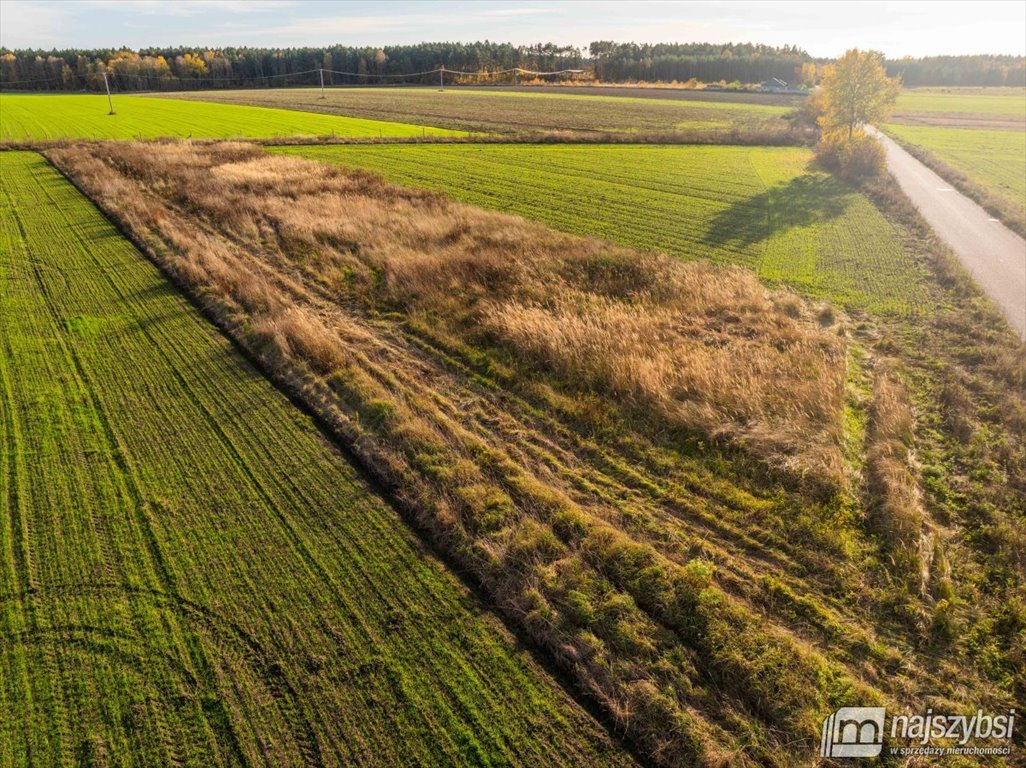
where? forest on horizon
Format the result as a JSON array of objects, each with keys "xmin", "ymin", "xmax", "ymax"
[{"xmin": 2, "ymin": 40, "xmax": 1023, "ymax": 91}]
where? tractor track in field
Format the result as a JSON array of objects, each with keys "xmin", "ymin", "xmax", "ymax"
[
  {"xmin": 16, "ymin": 148, "xmax": 644, "ymax": 766},
  {"xmin": 3, "ymin": 159, "xmax": 332, "ymax": 768},
  {"xmin": 0, "ymin": 580, "xmax": 327, "ymax": 768},
  {"xmin": 19, "ymin": 231, "xmax": 296, "ymax": 768},
  {"xmin": 0, "ymin": 189, "xmax": 36, "ymax": 601}
]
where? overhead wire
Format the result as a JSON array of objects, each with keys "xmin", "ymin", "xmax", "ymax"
[{"xmin": 2, "ymin": 65, "xmax": 585, "ymax": 91}]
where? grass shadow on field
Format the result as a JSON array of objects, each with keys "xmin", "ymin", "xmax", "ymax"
[{"xmin": 704, "ymin": 174, "xmax": 852, "ymax": 248}]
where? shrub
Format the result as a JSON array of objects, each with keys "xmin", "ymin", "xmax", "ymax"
[{"xmin": 816, "ymin": 129, "xmax": 886, "ymax": 182}]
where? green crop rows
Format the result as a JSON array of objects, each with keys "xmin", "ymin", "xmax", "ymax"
[
  {"xmin": 0, "ymin": 94, "xmax": 455, "ymax": 141},
  {"xmin": 884, "ymin": 123, "xmax": 1026, "ymax": 220},
  {"xmin": 894, "ymin": 87, "xmax": 1026, "ymax": 118},
  {"xmin": 0, "ymin": 151, "xmax": 634, "ymax": 768},
  {"xmin": 272, "ymin": 143, "xmax": 928, "ymax": 315}
]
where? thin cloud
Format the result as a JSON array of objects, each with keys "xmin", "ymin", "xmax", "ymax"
[
  {"xmin": 75, "ymin": 0, "xmax": 295, "ymax": 16},
  {"xmin": 476, "ymin": 7, "xmax": 553, "ymax": 18},
  {"xmin": 0, "ymin": 1, "xmax": 62, "ymax": 47},
  {"xmin": 240, "ymin": 13, "xmax": 439, "ymax": 41}
]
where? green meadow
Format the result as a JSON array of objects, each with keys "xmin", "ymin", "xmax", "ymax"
[
  {"xmin": 0, "ymin": 93, "xmax": 454, "ymax": 140},
  {"xmin": 894, "ymin": 86, "xmax": 1026, "ymax": 118}
]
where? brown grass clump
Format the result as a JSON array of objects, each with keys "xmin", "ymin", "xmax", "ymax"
[
  {"xmin": 49, "ymin": 140, "xmax": 863, "ymax": 766},
  {"xmin": 865, "ymin": 370, "xmax": 928, "ymax": 587},
  {"xmin": 485, "ymin": 283, "xmax": 844, "ymax": 485},
  {"xmin": 60, "ymin": 141, "xmax": 844, "ymax": 489}
]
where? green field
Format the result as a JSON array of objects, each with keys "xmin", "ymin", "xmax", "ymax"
[
  {"xmin": 0, "ymin": 151, "xmax": 634, "ymax": 767},
  {"xmin": 894, "ymin": 86, "xmax": 1026, "ymax": 118},
  {"xmin": 46, "ymin": 136, "xmax": 1026, "ymax": 766},
  {"xmin": 166, "ymin": 86, "xmax": 790, "ymax": 133},
  {"xmin": 0, "ymin": 94, "xmax": 454, "ymax": 141},
  {"xmin": 885, "ymin": 123, "xmax": 1026, "ymax": 225},
  {"xmin": 271, "ymin": 143, "xmax": 926, "ymax": 314}
]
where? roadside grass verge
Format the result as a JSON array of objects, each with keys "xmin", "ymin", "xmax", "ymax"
[
  {"xmin": 881, "ymin": 124, "xmax": 1026, "ymax": 237},
  {"xmin": 0, "ymin": 93, "xmax": 455, "ymax": 141},
  {"xmin": 0, "ymin": 149, "xmax": 634, "ymax": 768}
]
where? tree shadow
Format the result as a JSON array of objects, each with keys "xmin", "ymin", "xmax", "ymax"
[{"xmin": 704, "ymin": 173, "xmax": 853, "ymax": 249}]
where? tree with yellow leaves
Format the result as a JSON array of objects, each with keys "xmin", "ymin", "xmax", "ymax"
[{"xmin": 818, "ymin": 49, "xmax": 901, "ymax": 140}]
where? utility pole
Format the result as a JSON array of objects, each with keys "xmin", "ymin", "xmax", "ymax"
[
  {"xmin": 102, "ymin": 71, "xmax": 115, "ymax": 115},
  {"xmin": 513, "ymin": 67, "xmax": 518, "ymax": 87},
  {"xmin": 439, "ymin": 64, "xmax": 444, "ymax": 92},
  {"xmin": 319, "ymin": 67, "xmax": 325, "ymax": 99}
]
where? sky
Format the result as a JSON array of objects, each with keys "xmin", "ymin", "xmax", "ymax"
[{"xmin": 1, "ymin": 0, "xmax": 1024, "ymax": 58}]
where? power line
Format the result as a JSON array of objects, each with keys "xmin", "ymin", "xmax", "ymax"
[
  {"xmin": 105, "ymin": 68, "xmax": 323, "ymax": 88},
  {"xmin": 1, "ymin": 65, "xmax": 586, "ymax": 92},
  {"xmin": 322, "ymin": 66, "xmax": 583, "ymax": 78},
  {"xmin": 0, "ymin": 74, "xmax": 73, "ymax": 85}
]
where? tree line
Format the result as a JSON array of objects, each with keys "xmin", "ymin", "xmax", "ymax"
[
  {"xmin": 0, "ymin": 42, "xmax": 584, "ymax": 91},
  {"xmin": 884, "ymin": 55, "xmax": 1025, "ymax": 87},
  {"xmin": 588, "ymin": 41, "xmax": 811, "ymax": 85},
  {"xmin": 1, "ymin": 41, "xmax": 1022, "ymax": 91}
]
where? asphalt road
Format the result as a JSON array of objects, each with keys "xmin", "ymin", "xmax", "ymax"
[{"xmin": 868, "ymin": 126, "xmax": 1026, "ymax": 339}]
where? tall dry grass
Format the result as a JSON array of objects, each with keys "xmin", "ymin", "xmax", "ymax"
[
  {"xmin": 65, "ymin": 141, "xmax": 845, "ymax": 488},
  {"xmin": 48, "ymin": 140, "xmax": 862, "ymax": 766},
  {"xmin": 864, "ymin": 370, "xmax": 931, "ymax": 594}
]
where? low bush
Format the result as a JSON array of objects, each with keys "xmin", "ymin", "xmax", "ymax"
[{"xmin": 816, "ymin": 128, "xmax": 886, "ymax": 181}]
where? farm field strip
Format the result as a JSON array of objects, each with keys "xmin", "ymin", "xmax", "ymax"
[
  {"xmin": 46, "ymin": 141, "xmax": 881, "ymax": 765},
  {"xmin": 474, "ymin": 84, "xmax": 804, "ymax": 106},
  {"xmin": 893, "ymin": 87, "xmax": 1026, "ymax": 119},
  {"xmin": 272, "ymin": 143, "xmax": 927, "ymax": 314},
  {"xmin": 420, "ymin": 86, "xmax": 794, "ymax": 112},
  {"xmin": 0, "ymin": 151, "xmax": 634, "ymax": 768},
  {"xmin": 164, "ymin": 86, "xmax": 789, "ymax": 133},
  {"xmin": 0, "ymin": 94, "xmax": 455, "ymax": 141},
  {"xmin": 302, "ymin": 147, "xmax": 756, "ymax": 254}
]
